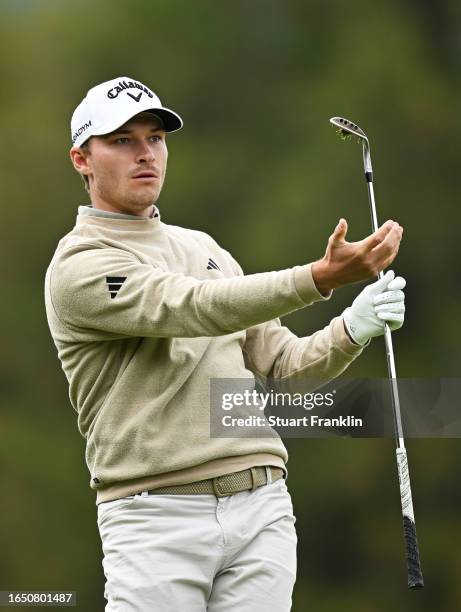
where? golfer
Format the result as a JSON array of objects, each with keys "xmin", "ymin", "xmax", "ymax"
[{"xmin": 44, "ymin": 76, "xmax": 405, "ymax": 611}]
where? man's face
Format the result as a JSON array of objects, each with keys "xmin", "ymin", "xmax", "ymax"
[{"xmin": 71, "ymin": 112, "xmax": 168, "ymax": 215}]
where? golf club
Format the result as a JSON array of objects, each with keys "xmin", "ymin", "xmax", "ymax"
[{"xmin": 329, "ymin": 116, "xmax": 424, "ymax": 589}]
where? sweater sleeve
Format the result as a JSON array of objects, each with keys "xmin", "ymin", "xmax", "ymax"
[
  {"xmin": 225, "ymin": 251, "xmax": 368, "ymax": 386},
  {"xmin": 242, "ymin": 315, "xmax": 368, "ymax": 385},
  {"xmin": 48, "ymin": 243, "xmax": 331, "ymax": 340}
]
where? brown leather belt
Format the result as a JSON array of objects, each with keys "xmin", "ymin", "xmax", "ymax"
[{"xmin": 147, "ymin": 466, "xmax": 285, "ymax": 498}]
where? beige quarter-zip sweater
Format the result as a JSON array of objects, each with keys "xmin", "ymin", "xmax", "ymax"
[{"xmin": 44, "ymin": 205, "xmax": 366, "ymax": 504}]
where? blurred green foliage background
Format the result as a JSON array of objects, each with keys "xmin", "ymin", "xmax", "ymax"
[{"xmin": 1, "ymin": 0, "xmax": 460, "ymax": 610}]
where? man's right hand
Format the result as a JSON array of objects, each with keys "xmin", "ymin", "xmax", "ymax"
[{"xmin": 311, "ymin": 218, "xmax": 403, "ymax": 295}]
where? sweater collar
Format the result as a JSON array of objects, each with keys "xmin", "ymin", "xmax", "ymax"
[{"xmin": 78, "ymin": 204, "xmax": 161, "ymax": 221}]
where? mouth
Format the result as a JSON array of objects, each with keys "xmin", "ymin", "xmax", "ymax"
[{"xmin": 132, "ymin": 171, "xmax": 159, "ymax": 181}]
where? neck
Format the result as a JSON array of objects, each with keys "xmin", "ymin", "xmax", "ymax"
[{"xmin": 89, "ymin": 198, "xmax": 154, "ymax": 219}]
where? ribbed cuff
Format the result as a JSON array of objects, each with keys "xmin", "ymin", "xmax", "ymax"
[
  {"xmin": 293, "ymin": 263, "xmax": 333, "ymax": 305},
  {"xmin": 331, "ymin": 316, "xmax": 370, "ymax": 355}
]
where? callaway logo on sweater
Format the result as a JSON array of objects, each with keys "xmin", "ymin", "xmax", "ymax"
[{"xmin": 44, "ymin": 205, "xmax": 365, "ymax": 504}]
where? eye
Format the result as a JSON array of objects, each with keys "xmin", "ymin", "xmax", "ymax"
[
  {"xmin": 114, "ymin": 137, "xmax": 130, "ymax": 144},
  {"xmin": 149, "ymin": 135, "xmax": 162, "ymax": 143}
]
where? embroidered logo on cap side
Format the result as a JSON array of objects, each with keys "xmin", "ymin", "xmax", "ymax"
[{"xmin": 72, "ymin": 120, "xmax": 92, "ymax": 144}]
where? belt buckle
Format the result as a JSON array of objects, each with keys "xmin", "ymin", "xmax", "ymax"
[{"xmin": 211, "ymin": 474, "xmax": 229, "ymax": 498}]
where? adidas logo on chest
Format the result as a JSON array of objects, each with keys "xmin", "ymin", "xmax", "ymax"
[{"xmin": 206, "ymin": 258, "xmax": 221, "ymax": 271}]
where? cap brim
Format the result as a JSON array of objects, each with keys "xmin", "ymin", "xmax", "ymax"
[{"xmin": 145, "ymin": 108, "xmax": 183, "ymax": 132}]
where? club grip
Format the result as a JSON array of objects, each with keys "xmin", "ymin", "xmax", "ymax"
[
  {"xmin": 396, "ymin": 448, "xmax": 424, "ymax": 588},
  {"xmin": 402, "ymin": 515, "xmax": 424, "ymax": 588}
]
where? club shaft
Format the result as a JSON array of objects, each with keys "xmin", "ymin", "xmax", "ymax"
[
  {"xmin": 363, "ymin": 146, "xmax": 424, "ymax": 588},
  {"xmin": 365, "ymin": 180, "xmax": 405, "ymax": 446}
]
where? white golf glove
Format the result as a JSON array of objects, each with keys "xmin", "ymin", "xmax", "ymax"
[{"xmin": 342, "ymin": 270, "xmax": 406, "ymax": 346}]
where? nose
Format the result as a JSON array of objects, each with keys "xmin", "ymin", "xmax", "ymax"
[{"xmin": 135, "ymin": 140, "xmax": 155, "ymax": 164}]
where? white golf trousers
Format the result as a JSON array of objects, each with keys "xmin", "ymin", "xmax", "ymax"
[{"xmin": 97, "ymin": 473, "xmax": 297, "ymax": 611}]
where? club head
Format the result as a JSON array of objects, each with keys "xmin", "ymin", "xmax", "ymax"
[
  {"xmin": 329, "ymin": 116, "xmax": 372, "ymax": 174},
  {"xmin": 330, "ymin": 117, "xmax": 369, "ymax": 145}
]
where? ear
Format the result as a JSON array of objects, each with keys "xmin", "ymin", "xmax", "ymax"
[{"xmin": 70, "ymin": 146, "xmax": 91, "ymax": 178}]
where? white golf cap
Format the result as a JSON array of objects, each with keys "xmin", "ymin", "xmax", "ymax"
[{"xmin": 71, "ymin": 76, "xmax": 183, "ymax": 147}]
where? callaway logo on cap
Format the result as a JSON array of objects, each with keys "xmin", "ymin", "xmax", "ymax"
[{"xmin": 71, "ymin": 76, "xmax": 183, "ymax": 147}]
